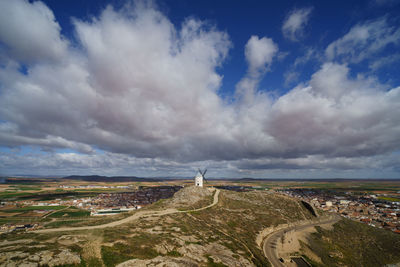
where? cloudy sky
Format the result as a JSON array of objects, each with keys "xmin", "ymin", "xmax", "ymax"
[{"xmin": 1, "ymin": 0, "xmax": 400, "ymax": 178}]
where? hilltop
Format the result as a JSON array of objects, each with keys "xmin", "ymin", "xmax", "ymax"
[{"xmin": 166, "ymin": 185, "xmax": 214, "ymax": 208}]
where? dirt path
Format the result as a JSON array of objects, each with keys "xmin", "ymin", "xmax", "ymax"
[
  {"xmin": 35, "ymin": 189, "xmax": 220, "ymax": 233},
  {"xmin": 262, "ymin": 216, "xmax": 340, "ymax": 267}
]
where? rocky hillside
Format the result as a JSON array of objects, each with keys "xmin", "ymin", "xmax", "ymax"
[
  {"xmin": 168, "ymin": 185, "xmax": 213, "ymax": 208},
  {"xmin": 301, "ymin": 219, "xmax": 400, "ymax": 267}
]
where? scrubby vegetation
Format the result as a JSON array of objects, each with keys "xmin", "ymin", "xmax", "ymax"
[
  {"xmin": 101, "ymin": 245, "xmax": 133, "ymax": 267},
  {"xmin": 303, "ymin": 219, "xmax": 400, "ymax": 267}
]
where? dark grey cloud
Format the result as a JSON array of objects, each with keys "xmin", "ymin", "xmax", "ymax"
[{"xmin": 1, "ymin": 151, "xmax": 399, "ymax": 178}]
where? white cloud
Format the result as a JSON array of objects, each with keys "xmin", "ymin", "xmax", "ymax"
[
  {"xmin": 325, "ymin": 17, "xmax": 400, "ymax": 63},
  {"xmin": 236, "ymin": 36, "xmax": 278, "ymax": 104},
  {"xmin": 369, "ymin": 53, "xmax": 400, "ymax": 70},
  {"xmin": 294, "ymin": 48, "xmax": 319, "ymax": 67},
  {"xmin": 283, "ymin": 71, "xmax": 299, "ymax": 87},
  {"xmin": 0, "ymin": 0, "xmax": 68, "ymax": 64},
  {"xmin": 0, "ymin": 0, "xmax": 234, "ymax": 162},
  {"xmin": 282, "ymin": 7, "xmax": 313, "ymax": 41},
  {"xmin": 244, "ymin": 36, "xmax": 278, "ymax": 76},
  {"xmin": 283, "ymin": 48, "xmax": 320, "ymax": 87},
  {"xmin": 268, "ymin": 63, "xmax": 400, "ymax": 158},
  {"xmin": 0, "ymin": 1, "xmax": 400, "ymax": 176},
  {"xmin": 308, "ymin": 63, "xmax": 382, "ymax": 100}
]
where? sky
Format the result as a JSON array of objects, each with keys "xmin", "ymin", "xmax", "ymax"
[{"xmin": 0, "ymin": 0, "xmax": 400, "ymax": 178}]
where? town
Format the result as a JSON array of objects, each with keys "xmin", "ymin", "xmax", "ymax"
[
  {"xmin": 280, "ymin": 188, "xmax": 400, "ymax": 234},
  {"xmin": 90, "ymin": 185, "xmax": 182, "ymax": 214},
  {"xmin": 0, "ymin": 185, "xmax": 182, "ymax": 232}
]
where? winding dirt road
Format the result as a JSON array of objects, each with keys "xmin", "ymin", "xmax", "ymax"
[
  {"xmin": 35, "ymin": 189, "xmax": 220, "ymax": 233},
  {"xmin": 263, "ymin": 216, "xmax": 340, "ymax": 267}
]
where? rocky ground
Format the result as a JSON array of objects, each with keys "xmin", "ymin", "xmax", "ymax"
[
  {"xmin": 167, "ymin": 185, "xmax": 213, "ymax": 208},
  {"xmin": 0, "ymin": 247, "xmax": 80, "ymax": 267},
  {"xmin": 116, "ymin": 241, "xmax": 252, "ymax": 267}
]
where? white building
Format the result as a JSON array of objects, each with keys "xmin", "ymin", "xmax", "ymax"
[{"xmin": 195, "ymin": 172, "xmax": 203, "ymax": 187}]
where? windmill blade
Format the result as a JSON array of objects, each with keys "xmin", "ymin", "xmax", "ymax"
[
  {"xmin": 198, "ymin": 168, "xmax": 202, "ymax": 174},
  {"xmin": 202, "ymin": 169, "xmax": 207, "ymax": 177}
]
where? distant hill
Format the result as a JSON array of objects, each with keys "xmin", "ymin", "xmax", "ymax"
[
  {"xmin": 4, "ymin": 177, "xmax": 59, "ymax": 183},
  {"xmin": 62, "ymin": 175, "xmax": 161, "ymax": 182}
]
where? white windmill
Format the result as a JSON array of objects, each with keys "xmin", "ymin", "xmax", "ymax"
[{"xmin": 194, "ymin": 169, "xmax": 207, "ymax": 187}]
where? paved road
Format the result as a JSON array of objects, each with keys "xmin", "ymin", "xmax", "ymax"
[
  {"xmin": 35, "ymin": 189, "xmax": 220, "ymax": 233},
  {"xmin": 263, "ymin": 216, "xmax": 340, "ymax": 267}
]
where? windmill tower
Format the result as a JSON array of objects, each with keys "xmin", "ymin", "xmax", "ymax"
[{"xmin": 194, "ymin": 169, "xmax": 207, "ymax": 187}]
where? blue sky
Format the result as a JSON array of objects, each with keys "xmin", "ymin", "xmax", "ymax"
[{"xmin": 0, "ymin": 0, "xmax": 400, "ymax": 178}]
